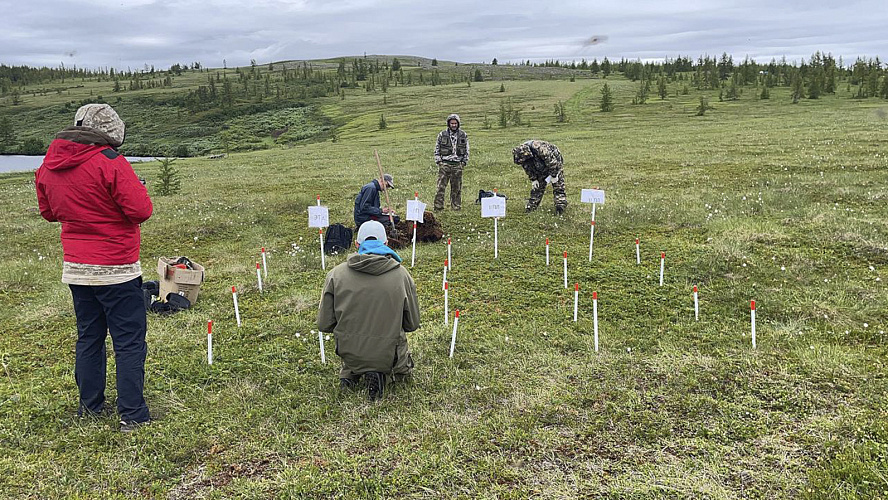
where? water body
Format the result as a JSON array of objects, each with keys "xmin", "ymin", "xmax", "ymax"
[{"xmin": 0, "ymin": 155, "xmax": 157, "ymax": 174}]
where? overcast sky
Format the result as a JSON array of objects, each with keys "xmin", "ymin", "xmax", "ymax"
[{"xmin": 2, "ymin": 0, "xmax": 886, "ymax": 70}]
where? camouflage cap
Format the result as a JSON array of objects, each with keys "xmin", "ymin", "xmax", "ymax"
[
  {"xmin": 74, "ymin": 104, "xmax": 125, "ymax": 147},
  {"xmin": 512, "ymin": 143, "xmax": 533, "ymax": 164}
]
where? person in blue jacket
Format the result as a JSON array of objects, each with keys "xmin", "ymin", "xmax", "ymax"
[{"xmin": 354, "ymin": 173, "xmax": 399, "ymax": 228}]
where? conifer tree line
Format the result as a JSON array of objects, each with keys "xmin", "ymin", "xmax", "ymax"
[{"xmin": 4, "ymin": 52, "xmax": 888, "ymax": 106}]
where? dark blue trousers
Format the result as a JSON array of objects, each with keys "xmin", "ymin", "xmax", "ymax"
[{"xmin": 69, "ymin": 277, "xmax": 150, "ymax": 423}]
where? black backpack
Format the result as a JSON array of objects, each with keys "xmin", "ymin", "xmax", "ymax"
[
  {"xmin": 324, "ymin": 223, "xmax": 353, "ymax": 255},
  {"xmin": 475, "ymin": 190, "xmax": 509, "ymax": 204}
]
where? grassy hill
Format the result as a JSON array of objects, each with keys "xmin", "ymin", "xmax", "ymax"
[
  {"xmin": 1, "ymin": 63, "xmax": 887, "ymax": 498},
  {"xmin": 0, "ymin": 56, "xmax": 587, "ymax": 157}
]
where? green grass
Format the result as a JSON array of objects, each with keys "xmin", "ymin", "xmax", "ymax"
[{"xmin": 1, "ymin": 72, "xmax": 887, "ymax": 498}]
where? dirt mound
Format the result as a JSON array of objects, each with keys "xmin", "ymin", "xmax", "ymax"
[{"xmin": 386, "ymin": 211, "xmax": 444, "ymax": 249}]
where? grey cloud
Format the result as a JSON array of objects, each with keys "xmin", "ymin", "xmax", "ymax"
[{"xmin": 0, "ymin": 0, "xmax": 885, "ymax": 69}]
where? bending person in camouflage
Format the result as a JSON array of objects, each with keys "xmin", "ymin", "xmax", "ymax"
[
  {"xmin": 512, "ymin": 140, "xmax": 568, "ymax": 215},
  {"xmin": 433, "ymin": 113, "xmax": 469, "ymax": 211}
]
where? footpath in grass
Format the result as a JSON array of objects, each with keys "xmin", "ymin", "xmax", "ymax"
[{"xmin": 0, "ymin": 78, "xmax": 886, "ymax": 498}]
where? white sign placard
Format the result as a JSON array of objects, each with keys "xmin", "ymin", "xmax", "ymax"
[
  {"xmin": 406, "ymin": 200, "xmax": 427, "ymax": 222},
  {"xmin": 481, "ymin": 196, "xmax": 506, "ymax": 218},
  {"xmin": 581, "ymin": 189, "xmax": 606, "ymax": 204},
  {"xmin": 308, "ymin": 206, "xmax": 329, "ymax": 228}
]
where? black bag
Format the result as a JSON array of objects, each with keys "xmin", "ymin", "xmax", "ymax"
[
  {"xmin": 324, "ymin": 223, "xmax": 353, "ymax": 255},
  {"xmin": 148, "ymin": 292, "xmax": 191, "ymax": 315},
  {"xmin": 475, "ymin": 190, "xmax": 509, "ymax": 204}
]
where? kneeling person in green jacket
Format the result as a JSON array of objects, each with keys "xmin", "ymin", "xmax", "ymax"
[{"xmin": 317, "ymin": 221, "xmax": 420, "ymax": 400}]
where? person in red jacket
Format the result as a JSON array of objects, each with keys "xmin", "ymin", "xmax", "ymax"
[{"xmin": 36, "ymin": 103, "xmax": 153, "ymax": 432}]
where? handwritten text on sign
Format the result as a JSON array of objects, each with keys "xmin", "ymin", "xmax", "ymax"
[
  {"xmin": 406, "ymin": 200, "xmax": 427, "ymax": 222},
  {"xmin": 481, "ymin": 196, "xmax": 506, "ymax": 218},
  {"xmin": 581, "ymin": 189, "xmax": 606, "ymax": 204},
  {"xmin": 308, "ymin": 206, "xmax": 329, "ymax": 228}
]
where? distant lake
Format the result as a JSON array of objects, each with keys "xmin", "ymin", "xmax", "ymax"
[{"xmin": 0, "ymin": 155, "xmax": 158, "ymax": 174}]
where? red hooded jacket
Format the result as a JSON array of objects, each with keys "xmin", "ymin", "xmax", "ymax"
[{"xmin": 36, "ymin": 128, "xmax": 153, "ymax": 266}]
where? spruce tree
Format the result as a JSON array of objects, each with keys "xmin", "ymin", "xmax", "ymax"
[
  {"xmin": 378, "ymin": 114, "xmax": 387, "ymax": 130},
  {"xmin": 657, "ymin": 76, "xmax": 668, "ymax": 99},
  {"xmin": 554, "ymin": 101, "xmax": 567, "ymax": 122},
  {"xmin": 695, "ymin": 96, "xmax": 713, "ymax": 116},
  {"xmin": 791, "ymin": 72, "xmax": 804, "ymax": 103},
  {"xmin": 156, "ymin": 157, "xmax": 181, "ymax": 196},
  {"xmin": 807, "ymin": 69, "xmax": 823, "ymax": 99},
  {"xmin": 601, "ymin": 58, "xmax": 611, "ymax": 78},
  {"xmin": 599, "ymin": 83, "xmax": 614, "ymax": 112},
  {"xmin": 726, "ymin": 79, "xmax": 739, "ymax": 100}
]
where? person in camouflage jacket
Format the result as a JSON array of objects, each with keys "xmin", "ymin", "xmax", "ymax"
[
  {"xmin": 512, "ymin": 140, "xmax": 567, "ymax": 214},
  {"xmin": 433, "ymin": 113, "xmax": 469, "ymax": 210}
]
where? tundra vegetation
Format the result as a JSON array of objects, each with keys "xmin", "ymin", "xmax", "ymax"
[{"xmin": 0, "ymin": 53, "xmax": 886, "ymax": 498}]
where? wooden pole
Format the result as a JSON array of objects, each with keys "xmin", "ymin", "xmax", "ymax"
[{"xmin": 374, "ymin": 149, "xmax": 396, "ymax": 232}]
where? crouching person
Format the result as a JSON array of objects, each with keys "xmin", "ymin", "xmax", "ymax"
[{"xmin": 317, "ymin": 221, "xmax": 420, "ymax": 400}]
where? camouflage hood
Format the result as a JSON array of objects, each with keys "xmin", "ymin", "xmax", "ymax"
[
  {"xmin": 74, "ymin": 103, "xmax": 126, "ymax": 147},
  {"xmin": 446, "ymin": 113, "xmax": 461, "ymax": 129}
]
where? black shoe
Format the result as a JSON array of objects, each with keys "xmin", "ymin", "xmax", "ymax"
[
  {"xmin": 78, "ymin": 405, "xmax": 113, "ymax": 419},
  {"xmin": 555, "ymin": 206, "xmax": 565, "ymax": 216},
  {"xmin": 120, "ymin": 419, "xmax": 150, "ymax": 433},
  {"xmin": 339, "ymin": 378, "xmax": 357, "ymax": 391},
  {"xmin": 366, "ymin": 372, "xmax": 386, "ymax": 401}
]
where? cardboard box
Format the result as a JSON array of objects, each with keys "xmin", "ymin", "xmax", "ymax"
[{"xmin": 157, "ymin": 257, "xmax": 205, "ymax": 305}]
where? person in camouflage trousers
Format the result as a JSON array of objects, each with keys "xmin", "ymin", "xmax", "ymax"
[
  {"xmin": 433, "ymin": 113, "xmax": 469, "ymax": 211},
  {"xmin": 512, "ymin": 140, "xmax": 568, "ymax": 215}
]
